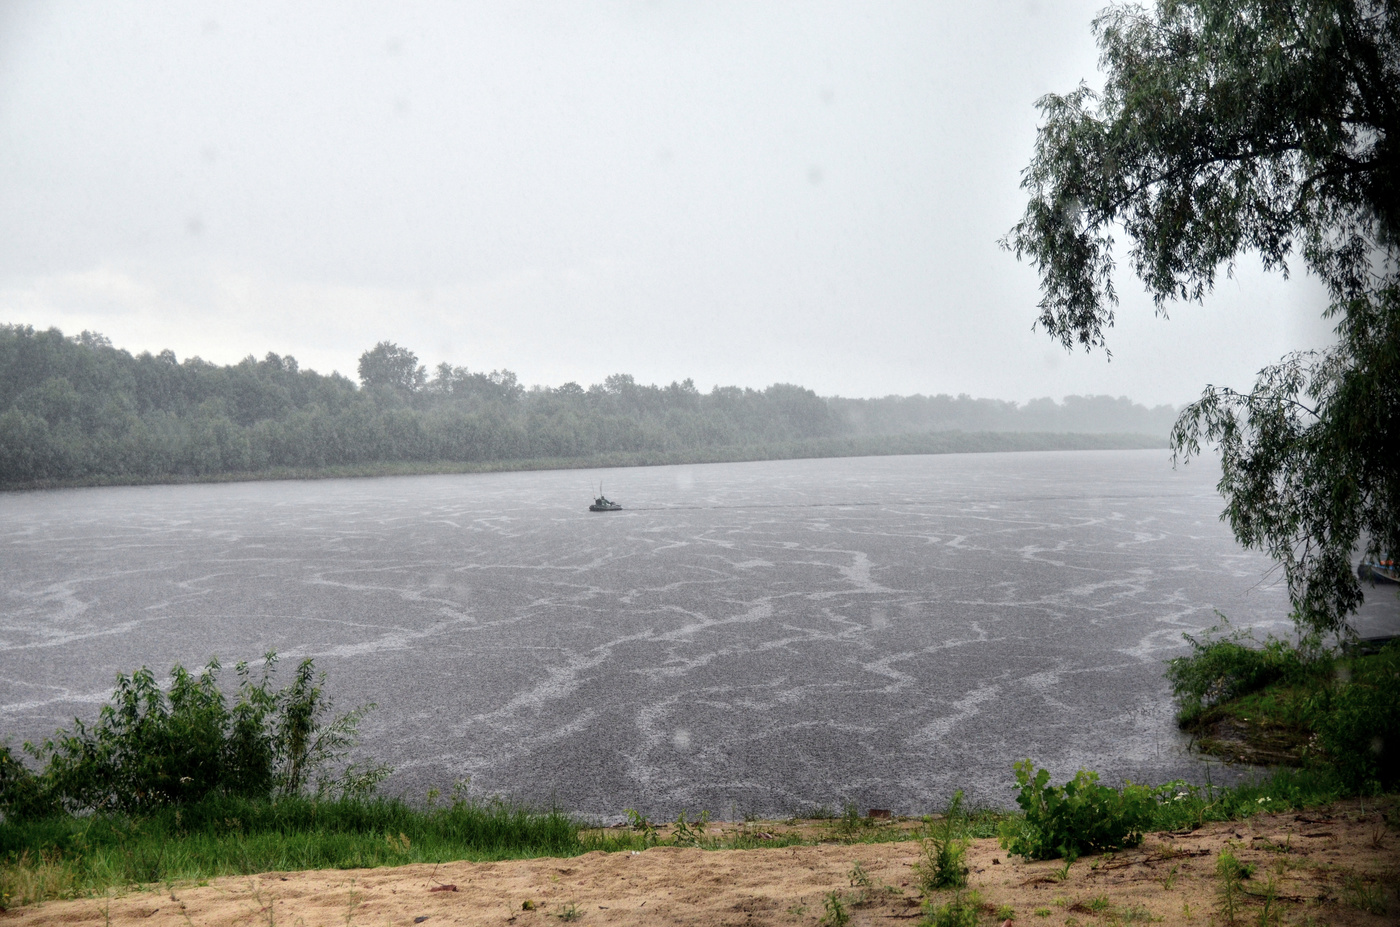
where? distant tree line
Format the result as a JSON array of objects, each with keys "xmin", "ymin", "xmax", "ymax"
[
  {"xmin": 0, "ymin": 324, "xmax": 1175, "ymax": 486},
  {"xmin": 831, "ymin": 393, "xmax": 1179, "ymax": 437}
]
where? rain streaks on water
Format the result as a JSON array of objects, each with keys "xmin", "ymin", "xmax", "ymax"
[{"xmin": 6, "ymin": 449, "xmax": 1389, "ymax": 818}]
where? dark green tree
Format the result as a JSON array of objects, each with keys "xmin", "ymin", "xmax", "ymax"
[
  {"xmin": 1005, "ymin": 0, "xmax": 1398, "ymax": 636},
  {"xmin": 357, "ymin": 341, "xmax": 427, "ymax": 394}
]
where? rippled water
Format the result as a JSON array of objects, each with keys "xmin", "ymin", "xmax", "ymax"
[{"xmin": 3, "ymin": 450, "xmax": 1396, "ymax": 818}]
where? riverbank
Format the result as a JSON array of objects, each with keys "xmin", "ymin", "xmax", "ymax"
[
  {"xmin": 0, "ymin": 431, "xmax": 1165, "ymax": 491},
  {"xmin": 6, "ymin": 800, "xmax": 1395, "ymax": 926}
]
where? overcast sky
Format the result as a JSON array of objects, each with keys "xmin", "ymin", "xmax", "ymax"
[{"xmin": 0, "ymin": 1, "xmax": 1337, "ymax": 405}]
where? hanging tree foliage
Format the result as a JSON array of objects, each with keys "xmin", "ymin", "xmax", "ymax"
[{"xmin": 1005, "ymin": 0, "xmax": 1398, "ymax": 636}]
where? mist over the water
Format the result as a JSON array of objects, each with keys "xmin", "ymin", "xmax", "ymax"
[{"xmin": 3, "ymin": 450, "xmax": 1395, "ymax": 818}]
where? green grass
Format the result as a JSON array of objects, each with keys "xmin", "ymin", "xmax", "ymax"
[
  {"xmin": 0, "ymin": 765, "xmax": 1378, "ymax": 909},
  {"xmin": 1144, "ymin": 766, "xmax": 1348, "ymax": 833},
  {"xmin": 0, "ymin": 793, "xmax": 586, "ymax": 906}
]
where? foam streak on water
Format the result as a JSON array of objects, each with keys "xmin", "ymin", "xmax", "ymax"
[{"xmin": 2, "ymin": 451, "xmax": 1395, "ymax": 817}]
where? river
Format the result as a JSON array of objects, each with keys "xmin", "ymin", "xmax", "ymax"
[{"xmin": 2, "ymin": 449, "xmax": 1396, "ymax": 818}]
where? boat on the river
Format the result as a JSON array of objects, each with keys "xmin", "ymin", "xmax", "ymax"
[
  {"xmin": 589, "ymin": 492, "xmax": 622, "ymax": 512},
  {"xmin": 1358, "ymin": 558, "xmax": 1399, "ymax": 583}
]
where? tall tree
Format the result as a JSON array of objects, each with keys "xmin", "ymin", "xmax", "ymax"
[
  {"xmin": 1005, "ymin": 0, "xmax": 1398, "ymax": 636},
  {"xmin": 357, "ymin": 341, "xmax": 426, "ymax": 395}
]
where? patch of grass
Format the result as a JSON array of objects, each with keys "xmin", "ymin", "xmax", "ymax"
[
  {"xmin": 1341, "ymin": 872, "xmax": 1387, "ymax": 916},
  {"xmin": 920, "ymin": 890, "xmax": 982, "ymax": 927},
  {"xmin": 1147, "ymin": 767, "xmax": 1346, "ymax": 835},
  {"xmin": 0, "ymin": 791, "xmax": 586, "ymax": 905},
  {"xmin": 828, "ymin": 802, "xmax": 870, "ymax": 841}
]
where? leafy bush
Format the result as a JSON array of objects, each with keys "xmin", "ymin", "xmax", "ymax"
[
  {"xmin": 1, "ymin": 654, "xmax": 385, "ymax": 819},
  {"xmin": 1165, "ymin": 613, "xmax": 1400, "ymax": 791},
  {"xmin": 1310, "ymin": 642, "xmax": 1400, "ymax": 791},
  {"xmin": 999, "ymin": 760, "xmax": 1158, "ymax": 861},
  {"xmin": 0, "ymin": 744, "xmax": 56, "ymax": 822},
  {"xmin": 1165, "ymin": 616, "xmax": 1312, "ymax": 725}
]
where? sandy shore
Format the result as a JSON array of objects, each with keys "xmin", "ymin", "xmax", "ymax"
[{"xmin": 6, "ymin": 801, "xmax": 1396, "ymax": 926}]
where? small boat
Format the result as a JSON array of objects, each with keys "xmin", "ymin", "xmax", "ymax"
[
  {"xmin": 589, "ymin": 489, "xmax": 622, "ymax": 512},
  {"xmin": 1358, "ymin": 558, "xmax": 1399, "ymax": 584}
]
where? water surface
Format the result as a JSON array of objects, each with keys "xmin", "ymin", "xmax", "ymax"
[{"xmin": 3, "ymin": 450, "xmax": 1395, "ymax": 817}]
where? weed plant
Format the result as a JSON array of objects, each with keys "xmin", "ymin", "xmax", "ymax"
[
  {"xmin": 916, "ymin": 792, "xmax": 969, "ymax": 893},
  {"xmin": 825, "ymin": 802, "xmax": 873, "ymax": 841},
  {"xmin": 999, "ymin": 761, "xmax": 1157, "ymax": 861},
  {"xmin": 920, "ymin": 890, "xmax": 982, "ymax": 927},
  {"xmin": 669, "ymin": 809, "xmax": 709, "ymax": 846},
  {"xmin": 1214, "ymin": 844, "xmax": 1252, "ymax": 926},
  {"xmin": 820, "ymin": 890, "xmax": 849, "ymax": 926}
]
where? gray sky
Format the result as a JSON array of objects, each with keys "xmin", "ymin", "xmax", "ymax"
[{"xmin": 0, "ymin": 1, "xmax": 1336, "ymax": 405}]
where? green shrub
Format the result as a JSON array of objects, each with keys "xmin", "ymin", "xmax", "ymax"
[
  {"xmin": 0, "ymin": 743, "xmax": 57, "ymax": 822},
  {"xmin": 1310, "ymin": 642, "xmax": 1400, "ymax": 791},
  {"xmin": 917, "ymin": 832, "xmax": 968, "ymax": 892},
  {"xmin": 921, "ymin": 890, "xmax": 982, "ymax": 927},
  {"xmin": 1, "ymin": 653, "xmax": 385, "ymax": 818},
  {"xmin": 999, "ymin": 760, "xmax": 1158, "ymax": 861},
  {"xmin": 1164, "ymin": 616, "xmax": 1311, "ymax": 726},
  {"xmin": 916, "ymin": 791, "xmax": 969, "ymax": 893}
]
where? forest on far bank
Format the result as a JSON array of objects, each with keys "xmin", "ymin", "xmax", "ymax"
[{"xmin": 0, "ymin": 323, "xmax": 1178, "ymax": 487}]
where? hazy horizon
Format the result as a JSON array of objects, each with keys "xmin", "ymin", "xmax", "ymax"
[{"xmin": 1, "ymin": 2, "xmax": 1337, "ymax": 406}]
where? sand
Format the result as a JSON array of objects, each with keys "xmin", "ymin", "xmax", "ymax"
[{"xmin": 6, "ymin": 801, "xmax": 1396, "ymax": 926}]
